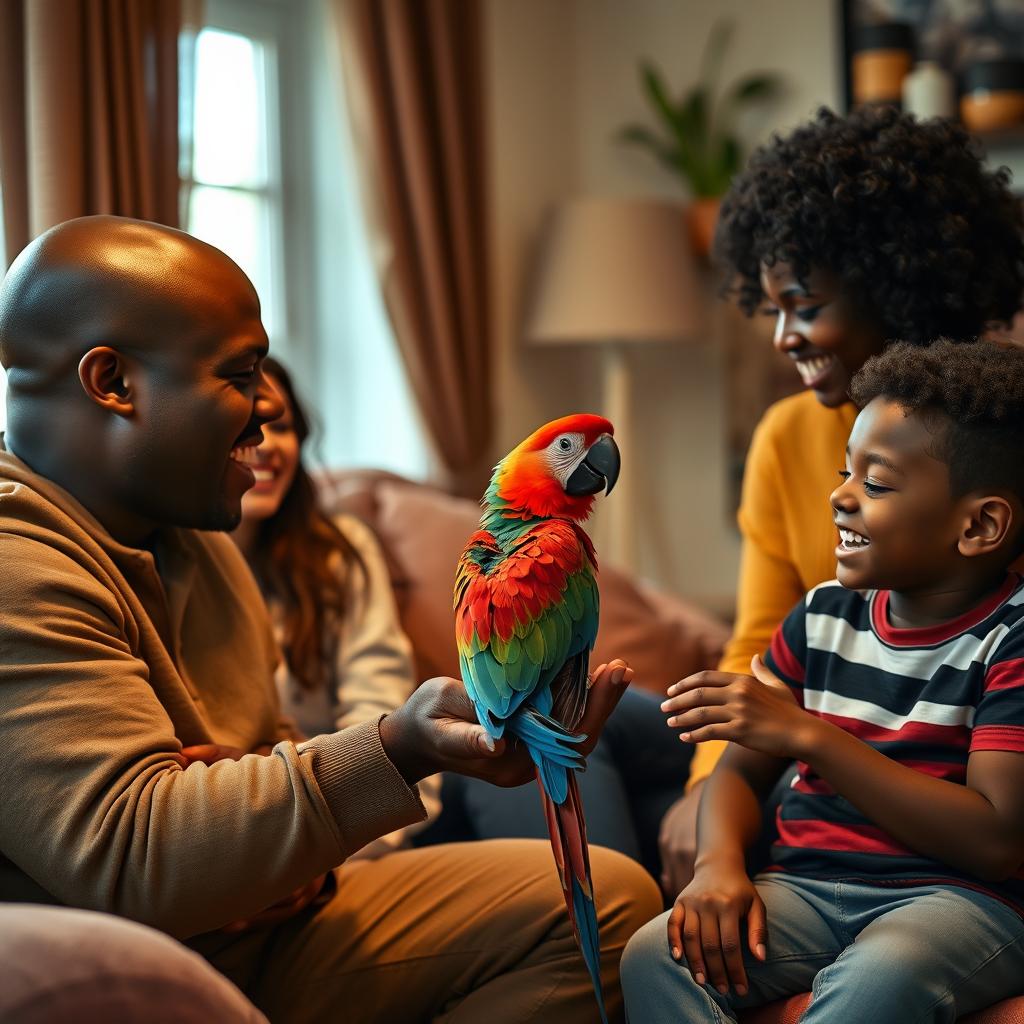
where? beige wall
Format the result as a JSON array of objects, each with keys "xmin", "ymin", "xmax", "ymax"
[{"xmin": 485, "ymin": 0, "xmax": 839, "ymax": 610}]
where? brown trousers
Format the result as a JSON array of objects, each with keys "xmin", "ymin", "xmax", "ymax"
[{"xmin": 192, "ymin": 839, "xmax": 662, "ymax": 1023}]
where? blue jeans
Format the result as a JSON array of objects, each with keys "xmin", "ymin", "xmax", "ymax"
[
  {"xmin": 621, "ymin": 874, "xmax": 1024, "ymax": 1023},
  {"xmin": 415, "ymin": 687, "xmax": 692, "ymax": 877}
]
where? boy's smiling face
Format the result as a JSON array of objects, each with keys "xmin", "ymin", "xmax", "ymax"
[{"xmin": 830, "ymin": 398, "xmax": 966, "ymax": 594}]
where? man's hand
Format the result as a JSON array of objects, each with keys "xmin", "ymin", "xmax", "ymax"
[
  {"xmin": 180, "ymin": 742, "xmax": 277, "ymax": 765},
  {"xmin": 179, "ymin": 743, "xmax": 247, "ymax": 765},
  {"xmin": 658, "ymin": 781, "xmax": 704, "ymax": 898},
  {"xmin": 662, "ymin": 656, "xmax": 814, "ymax": 760},
  {"xmin": 668, "ymin": 859, "xmax": 767, "ymax": 998},
  {"xmin": 379, "ymin": 660, "xmax": 634, "ymax": 786}
]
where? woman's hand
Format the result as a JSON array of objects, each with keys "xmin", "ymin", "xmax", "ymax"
[
  {"xmin": 662, "ymin": 656, "xmax": 816, "ymax": 761},
  {"xmin": 668, "ymin": 860, "xmax": 767, "ymax": 997}
]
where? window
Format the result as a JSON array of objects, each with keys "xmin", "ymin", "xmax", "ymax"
[
  {"xmin": 181, "ymin": 16, "xmax": 284, "ymax": 345},
  {"xmin": 182, "ymin": 0, "xmax": 430, "ymax": 480}
]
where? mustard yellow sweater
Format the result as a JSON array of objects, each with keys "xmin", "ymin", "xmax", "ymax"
[
  {"xmin": 688, "ymin": 392, "xmax": 858, "ymax": 786},
  {"xmin": 0, "ymin": 445, "xmax": 425, "ymax": 938}
]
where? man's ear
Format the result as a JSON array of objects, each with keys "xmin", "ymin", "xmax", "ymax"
[
  {"xmin": 958, "ymin": 494, "xmax": 1014, "ymax": 558},
  {"xmin": 78, "ymin": 347, "xmax": 134, "ymax": 416}
]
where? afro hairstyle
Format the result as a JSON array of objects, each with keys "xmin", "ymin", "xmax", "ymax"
[{"xmin": 714, "ymin": 106, "xmax": 1024, "ymax": 346}]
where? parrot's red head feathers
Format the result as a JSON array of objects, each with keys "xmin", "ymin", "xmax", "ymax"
[{"xmin": 488, "ymin": 414, "xmax": 618, "ymax": 522}]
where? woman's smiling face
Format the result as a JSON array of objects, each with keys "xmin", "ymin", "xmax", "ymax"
[
  {"xmin": 760, "ymin": 262, "xmax": 887, "ymax": 409},
  {"xmin": 238, "ymin": 373, "xmax": 300, "ymax": 524}
]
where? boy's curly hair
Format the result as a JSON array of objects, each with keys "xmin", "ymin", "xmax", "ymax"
[
  {"xmin": 850, "ymin": 340, "xmax": 1024, "ymax": 506},
  {"xmin": 714, "ymin": 106, "xmax": 1024, "ymax": 345}
]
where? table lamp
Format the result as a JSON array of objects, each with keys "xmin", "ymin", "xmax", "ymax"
[{"xmin": 525, "ymin": 196, "xmax": 704, "ymax": 569}]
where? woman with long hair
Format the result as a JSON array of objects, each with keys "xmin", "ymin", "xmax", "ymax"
[{"xmin": 231, "ymin": 356, "xmax": 440, "ymax": 855}]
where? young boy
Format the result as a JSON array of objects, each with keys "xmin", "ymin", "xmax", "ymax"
[{"xmin": 623, "ymin": 339, "xmax": 1024, "ymax": 1023}]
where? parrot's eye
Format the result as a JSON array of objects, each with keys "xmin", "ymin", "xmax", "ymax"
[{"xmin": 558, "ymin": 438, "xmax": 572, "ymax": 452}]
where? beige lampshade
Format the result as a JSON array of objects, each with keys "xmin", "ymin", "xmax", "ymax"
[{"xmin": 525, "ymin": 197, "xmax": 703, "ymax": 344}]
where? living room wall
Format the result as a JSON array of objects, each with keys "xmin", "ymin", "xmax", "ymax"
[{"xmin": 485, "ymin": 0, "xmax": 841, "ymax": 613}]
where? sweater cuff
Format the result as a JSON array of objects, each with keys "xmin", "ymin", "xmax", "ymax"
[{"xmin": 299, "ymin": 718, "xmax": 426, "ymax": 854}]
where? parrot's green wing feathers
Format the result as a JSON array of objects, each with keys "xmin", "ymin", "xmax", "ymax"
[{"xmin": 454, "ymin": 522, "xmax": 599, "ymax": 734}]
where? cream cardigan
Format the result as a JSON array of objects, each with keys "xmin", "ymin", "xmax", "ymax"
[{"xmin": 269, "ymin": 514, "xmax": 442, "ymax": 857}]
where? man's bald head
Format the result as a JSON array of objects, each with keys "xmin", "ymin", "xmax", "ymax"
[
  {"xmin": 0, "ymin": 215, "xmax": 259, "ymax": 398},
  {"xmin": 0, "ymin": 216, "xmax": 278, "ymax": 545}
]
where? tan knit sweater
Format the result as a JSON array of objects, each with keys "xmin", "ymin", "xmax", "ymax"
[{"xmin": 0, "ymin": 444, "xmax": 425, "ymax": 939}]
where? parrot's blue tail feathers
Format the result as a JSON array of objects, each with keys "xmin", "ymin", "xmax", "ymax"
[
  {"xmin": 539, "ymin": 771, "xmax": 608, "ymax": 1024},
  {"xmin": 509, "ymin": 706, "xmax": 585, "ymax": 804},
  {"xmin": 572, "ymin": 873, "xmax": 606, "ymax": 1024}
]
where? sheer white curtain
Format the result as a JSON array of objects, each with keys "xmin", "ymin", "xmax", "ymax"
[
  {"xmin": 308, "ymin": 0, "xmax": 430, "ymax": 480},
  {"xmin": 181, "ymin": 0, "xmax": 430, "ymax": 479}
]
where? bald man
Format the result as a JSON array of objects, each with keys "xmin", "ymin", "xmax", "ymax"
[{"xmin": 0, "ymin": 217, "xmax": 660, "ymax": 1023}]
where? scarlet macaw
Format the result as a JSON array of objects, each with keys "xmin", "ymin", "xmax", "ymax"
[{"xmin": 453, "ymin": 414, "xmax": 620, "ymax": 1023}]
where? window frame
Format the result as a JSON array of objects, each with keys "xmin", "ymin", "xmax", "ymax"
[{"xmin": 181, "ymin": 0, "xmax": 314, "ymax": 367}]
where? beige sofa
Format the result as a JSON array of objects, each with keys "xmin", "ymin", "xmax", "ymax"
[{"xmin": 317, "ymin": 468, "xmax": 732, "ymax": 696}]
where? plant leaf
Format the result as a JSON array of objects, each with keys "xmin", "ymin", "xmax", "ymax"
[
  {"xmin": 620, "ymin": 26, "xmax": 783, "ymax": 200},
  {"xmin": 617, "ymin": 124, "xmax": 681, "ymax": 173},
  {"xmin": 618, "ymin": 123, "xmax": 667, "ymax": 149},
  {"xmin": 698, "ymin": 19, "xmax": 733, "ymax": 100},
  {"xmin": 716, "ymin": 73, "xmax": 783, "ymax": 139},
  {"xmin": 640, "ymin": 61, "xmax": 681, "ymax": 134},
  {"xmin": 679, "ymin": 87, "xmax": 707, "ymax": 140},
  {"xmin": 729, "ymin": 73, "xmax": 783, "ymax": 103}
]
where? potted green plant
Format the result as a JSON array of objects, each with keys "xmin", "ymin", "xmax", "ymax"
[{"xmin": 618, "ymin": 21, "xmax": 783, "ymax": 257}]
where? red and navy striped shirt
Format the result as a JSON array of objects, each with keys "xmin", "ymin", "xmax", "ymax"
[{"xmin": 763, "ymin": 573, "xmax": 1024, "ymax": 914}]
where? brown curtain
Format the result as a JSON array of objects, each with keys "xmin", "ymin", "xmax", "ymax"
[
  {"xmin": 0, "ymin": 0, "xmax": 182, "ymax": 267},
  {"xmin": 333, "ymin": 0, "xmax": 493, "ymax": 494}
]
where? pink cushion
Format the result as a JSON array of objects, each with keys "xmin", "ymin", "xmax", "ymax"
[
  {"xmin": 373, "ymin": 479, "xmax": 479, "ymax": 682},
  {"xmin": 741, "ymin": 993, "xmax": 1024, "ymax": 1023},
  {"xmin": 0, "ymin": 904, "xmax": 265, "ymax": 1023}
]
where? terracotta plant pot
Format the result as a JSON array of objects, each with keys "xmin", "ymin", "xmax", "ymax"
[{"xmin": 687, "ymin": 196, "xmax": 721, "ymax": 259}]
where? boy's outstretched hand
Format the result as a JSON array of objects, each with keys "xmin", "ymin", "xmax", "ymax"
[
  {"xmin": 668, "ymin": 858, "xmax": 767, "ymax": 997},
  {"xmin": 662, "ymin": 656, "xmax": 816, "ymax": 761}
]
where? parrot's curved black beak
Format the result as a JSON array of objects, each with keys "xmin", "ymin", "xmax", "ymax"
[{"xmin": 565, "ymin": 434, "xmax": 620, "ymax": 497}]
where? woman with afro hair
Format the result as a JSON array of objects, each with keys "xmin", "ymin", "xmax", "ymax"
[{"xmin": 658, "ymin": 104, "xmax": 1024, "ymax": 898}]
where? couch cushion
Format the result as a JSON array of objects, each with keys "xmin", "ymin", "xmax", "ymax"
[
  {"xmin": 0, "ymin": 904, "xmax": 265, "ymax": 1023},
  {"xmin": 373, "ymin": 479, "xmax": 479, "ymax": 681}
]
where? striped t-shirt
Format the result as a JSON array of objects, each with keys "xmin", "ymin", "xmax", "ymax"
[{"xmin": 763, "ymin": 573, "xmax": 1024, "ymax": 913}]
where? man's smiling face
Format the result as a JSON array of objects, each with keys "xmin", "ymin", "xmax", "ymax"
[
  {"xmin": 112, "ymin": 255, "xmax": 285, "ymax": 534},
  {"xmin": 829, "ymin": 398, "xmax": 966, "ymax": 594}
]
